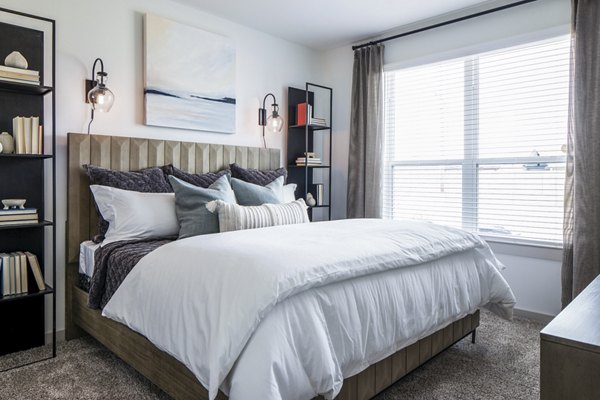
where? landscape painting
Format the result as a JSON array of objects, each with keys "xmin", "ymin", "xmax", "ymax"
[{"xmin": 144, "ymin": 14, "xmax": 236, "ymax": 133}]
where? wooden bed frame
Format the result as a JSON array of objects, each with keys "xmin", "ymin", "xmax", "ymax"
[{"xmin": 65, "ymin": 132, "xmax": 480, "ymax": 400}]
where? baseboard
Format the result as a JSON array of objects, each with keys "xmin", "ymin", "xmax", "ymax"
[
  {"xmin": 513, "ymin": 308, "xmax": 554, "ymax": 325},
  {"xmin": 45, "ymin": 330, "xmax": 66, "ymax": 345}
]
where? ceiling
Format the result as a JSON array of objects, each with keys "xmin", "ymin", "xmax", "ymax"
[{"xmin": 172, "ymin": 0, "xmax": 494, "ymax": 50}]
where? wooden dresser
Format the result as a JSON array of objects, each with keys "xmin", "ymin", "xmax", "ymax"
[{"xmin": 540, "ymin": 275, "xmax": 600, "ymax": 399}]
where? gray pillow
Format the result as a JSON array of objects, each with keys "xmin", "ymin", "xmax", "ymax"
[
  {"xmin": 169, "ymin": 175, "xmax": 236, "ymax": 238},
  {"xmin": 231, "ymin": 176, "xmax": 284, "ymax": 206},
  {"xmin": 230, "ymin": 163, "xmax": 287, "ymax": 186},
  {"xmin": 162, "ymin": 164, "xmax": 230, "ymax": 188}
]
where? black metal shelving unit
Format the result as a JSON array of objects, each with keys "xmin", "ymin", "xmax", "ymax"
[
  {"xmin": 287, "ymin": 83, "xmax": 333, "ymax": 221},
  {"xmin": 0, "ymin": 7, "xmax": 56, "ymax": 371}
]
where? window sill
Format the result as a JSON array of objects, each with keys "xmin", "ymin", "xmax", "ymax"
[{"xmin": 483, "ymin": 236, "xmax": 563, "ymax": 262}]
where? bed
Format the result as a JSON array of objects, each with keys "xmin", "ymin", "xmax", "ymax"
[{"xmin": 65, "ymin": 132, "xmax": 515, "ymax": 400}]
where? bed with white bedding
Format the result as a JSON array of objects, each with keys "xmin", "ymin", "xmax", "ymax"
[
  {"xmin": 66, "ymin": 133, "xmax": 515, "ymax": 400},
  {"xmin": 103, "ymin": 218, "xmax": 514, "ymax": 400}
]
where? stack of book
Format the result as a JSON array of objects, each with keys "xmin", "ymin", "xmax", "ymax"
[
  {"xmin": 0, "ymin": 207, "xmax": 38, "ymax": 226},
  {"xmin": 310, "ymin": 117, "xmax": 327, "ymax": 127},
  {"xmin": 0, "ymin": 252, "xmax": 45, "ymax": 296},
  {"xmin": 296, "ymin": 152, "xmax": 322, "ymax": 166},
  {"xmin": 0, "ymin": 66, "xmax": 40, "ymax": 86},
  {"xmin": 12, "ymin": 116, "xmax": 43, "ymax": 154}
]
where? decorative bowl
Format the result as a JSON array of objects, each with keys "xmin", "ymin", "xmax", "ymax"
[{"xmin": 2, "ymin": 199, "xmax": 26, "ymax": 209}]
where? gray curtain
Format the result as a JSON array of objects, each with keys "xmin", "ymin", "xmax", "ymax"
[
  {"xmin": 562, "ymin": 0, "xmax": 600, "ymax": 307},
  {"xmin": 347, "ymin": 44, "xmax": 384, "ymax": 219}
]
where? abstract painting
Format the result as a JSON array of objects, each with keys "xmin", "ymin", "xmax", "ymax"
[{"xmin": 144, "ymin": 14, "xmax": 236, "ymax": 133}]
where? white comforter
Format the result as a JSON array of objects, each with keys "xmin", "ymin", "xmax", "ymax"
[{"xmin": 103, "ymin": 219, "xmax": 515, "ymax": 400}]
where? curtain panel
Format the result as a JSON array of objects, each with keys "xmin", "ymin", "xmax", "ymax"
[
  {"xmin": 347, "ymin": 44, "xmax": 384, "ymax": 219},
  {"xmin": 562, "ymin": 0, "xmax": 600, "ymax": 306}
]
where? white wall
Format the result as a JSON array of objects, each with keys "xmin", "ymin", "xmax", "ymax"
[
  {"xmin": 318, "ymin": 0, "xmax": 571, "ymax": 317},
  {"xmin": 1, "ymin": 0, "xmax": 319, "ymax": 335}
]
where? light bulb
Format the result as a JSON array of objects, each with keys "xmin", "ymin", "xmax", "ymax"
[
  {"xmin": 266, "ymin": 113, "xmax": 283, "ymax": 134},
  {"xmin": 87, "ymin": 71, "xmax": 115, "ymax": 112}
]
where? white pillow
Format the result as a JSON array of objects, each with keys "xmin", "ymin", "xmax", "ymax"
[
  {"xmin": 282, "ymin": 183, "xmax": 297, "ymax": 203},
  {"xmin": 90, "ymin": 185, "xmax": 179, "ymax": 246},
  {"xmin": 206, "ymin": 199, "xmax": 309, "ymax": 233}
]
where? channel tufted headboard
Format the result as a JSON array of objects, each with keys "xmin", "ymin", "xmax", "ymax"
[{"xmin": 66, "ymin": 132, "xmax": 280, "ymax": 264}]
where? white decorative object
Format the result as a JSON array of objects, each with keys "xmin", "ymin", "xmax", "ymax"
[
  {"xmin": 4, "ymin": 51, "xmax": 28, "ymax": 69},
  {"xmin": 2, "ymin": 199, "xmax": 26, "ymax": 209},
  {"xmin": 0, "ymin": 132, "xmax": 14, "ymax": 154},
  {"xmin": 306, "ymin": 193, "xmax": 316, "ymax": 207},
  {"xmin": 144, "ymin": 14, "xmax": 236, "ymax": 134}
]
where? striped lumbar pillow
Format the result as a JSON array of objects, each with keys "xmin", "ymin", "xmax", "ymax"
[{"xmin": 206, "ymin": 199, "xmax": 309, "ymax": 233}]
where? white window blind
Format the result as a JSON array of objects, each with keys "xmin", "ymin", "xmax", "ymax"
[{"xmin": 383, "ymin": 35, "xmax": 570, "ymax": 246}]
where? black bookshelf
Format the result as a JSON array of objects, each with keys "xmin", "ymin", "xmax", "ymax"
[
  {"xmin": 287, "ymin": 83, "xmax": 333, "ymax": 221},
  {"xmin": 0, "ymin": 7, "xmax": 56, "ymax": 370}
]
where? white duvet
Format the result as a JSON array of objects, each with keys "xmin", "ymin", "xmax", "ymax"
[{"xmin": 103, "ymin": 219, "xmax": 515, "ymax": 400}]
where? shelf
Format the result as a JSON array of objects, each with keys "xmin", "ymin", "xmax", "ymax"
[
  {"xmin": 0, "ymin": 154, "xmax": 53, "ymax": 159},
  {"xmin": 0, "ymin": 81, "xmax": 53, "ymax": 95},
  {"xmin": 289, "ymin": 124, "xmax": 331, "ymax": 131},
  {"xmin": 288, "ymin": 165, "xmax": 331, "ymax": 169},
  {"xmin": 0, "ymin": 220, "xmax": 53, "ymax": 230},
  {"xmin": 0, "ymin": 285, "xmax": 54, "ymax": 304},
  {"xmin": 310, "ymin": 205, "xmax": 330, "ymax": 208}
]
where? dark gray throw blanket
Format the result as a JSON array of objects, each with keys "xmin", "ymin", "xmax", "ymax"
[{"xmin": 88, "ymin": 238, "xmax": 173, "ymax": 309}]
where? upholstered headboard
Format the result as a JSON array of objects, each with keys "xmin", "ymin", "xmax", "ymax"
[{"xmin": 66, "ymin": 132, "xmax": 280, "ymax": 264}]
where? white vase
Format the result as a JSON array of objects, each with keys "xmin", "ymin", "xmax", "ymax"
[
  {"xmin": 4, "ymin": 51, "xmax": 28, "ymax": 69},
  {"xmin": 306, "ymin": 193, "xmax": 317, "ymax": 207},
  {"xmin": 0, "ymin": 132, "xmax": 15, "ymax": 153}
]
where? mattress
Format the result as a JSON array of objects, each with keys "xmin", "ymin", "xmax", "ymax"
[{"xmin": 79, "ymin": 240, "xmax": 100, "ymax": 277}]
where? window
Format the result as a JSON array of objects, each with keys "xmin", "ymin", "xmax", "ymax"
[{"xmin": 383, "ymin": 36, "xmax": 570, "ymax": 246}]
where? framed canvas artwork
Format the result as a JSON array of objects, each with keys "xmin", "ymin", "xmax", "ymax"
[{"xmin": 144, "ymin": 14, "xmax": 236, "ymax": 133}]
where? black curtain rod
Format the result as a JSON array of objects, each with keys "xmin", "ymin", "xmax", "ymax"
[{"xmin": 352, "ymin": 0, "xmax": 538, "ymax": 51}]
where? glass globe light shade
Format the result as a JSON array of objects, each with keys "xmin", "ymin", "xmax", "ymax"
[
  {"xmin": 88, "ymin": 72, "xmax": 115, "ymax": 112},
  {"xmin": 266, "ymin": 112, "xmax": 283, "ymax": 134}
]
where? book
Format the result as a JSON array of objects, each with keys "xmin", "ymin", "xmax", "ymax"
[
  {"xmin": 31, "ymin": 117, "xmax": 39, "ymax": 154},
  {"xmin": 0, "ymin": 65, "xmax": 39, "ymax": 76},
  {"xmin": 24, "ymin": 117, "xmax": 32, "ymax": 154},
  {"xmin": 0, "ymin": 207, "xmax": 37, "ymax": 215},
  {"xmin": 12, "ymin": 254, "xmax": 21, "ymax": 294},
  {"xmin": 12, "ymin": 116, "xmax": 25, "ymax": 154},
  {"xmin": 25, "ymin": 252, "xmax": 45, "ymax": 291},
  {"xmin": 38, "ymin": 125, "xmax": 43, "ymax": 154},
  {"xmin": 296, "ymin": 157, "xmax": 322, "ymax": 162},
  {"xmin": 0, "ymin": 213, "xmax": 38, "ymax": 222},
  {"xmin": 8, "ymin": 255, "xmax": 15, "ymax": 294},
  {"xmin": 0, "ymin": 219, "xmax": 39, "ymax": 226},
  {"xmin": 0, "ymin": 254, "xmax": 9, "ymax": 296},
  {"xmin": 296, "ymin": 103, "xmax": 312, "ymax": 125},
  {"xmin": 0, "ymin": 71, "xmax": 39, "ymax": 82},
  {"xmin": 17, "ymin": 252, "xmax": 27, "ymax": 293},
  {"xmin": 0, "ymin": 76, "xmax": 40, "ymax": 86}
]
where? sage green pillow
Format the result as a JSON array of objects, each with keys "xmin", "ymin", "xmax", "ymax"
[
  {"xmin": 231, "ymin": 176, "xmax": 284, "ymax": 206},
  {"xmin": 169, "ymin": 175, "xmax": 236, "ymax": 238}
]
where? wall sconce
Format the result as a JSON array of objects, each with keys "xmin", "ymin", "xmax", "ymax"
[
  {"xmin": 85, "ymin": 58, "xmax": 115, "ymax": 134},
  {"xmin": 258, "ymin": 93, "xmax": 283, "ymax": 148}
]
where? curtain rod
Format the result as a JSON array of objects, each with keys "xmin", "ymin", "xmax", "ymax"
[{"xmin": 352, "ymin": 0, "xmax": 538, "ymax": 51}]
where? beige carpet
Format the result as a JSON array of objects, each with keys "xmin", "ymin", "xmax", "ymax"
[{"xmin": 0, "ymin": 310, "xmax": 543, "ymax": 399}]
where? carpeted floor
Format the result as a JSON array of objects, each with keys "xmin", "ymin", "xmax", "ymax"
[{"xmin": 0, "ymin": 310, "xmax": 543, "ymax": 399}]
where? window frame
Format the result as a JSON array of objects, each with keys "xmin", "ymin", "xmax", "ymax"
[{"xmin": 383, "ymin": 36, "xmax": 569, "ymax": 248}]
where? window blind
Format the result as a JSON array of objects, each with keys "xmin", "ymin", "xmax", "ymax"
[{"xmin": 383, "ymin": 35, "xmax": 570, "ymax": 245}]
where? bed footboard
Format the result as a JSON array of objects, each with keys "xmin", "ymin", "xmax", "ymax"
[{"xmin": 319, "ymin": 310, "xmax": 480, "ymax": 400}]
